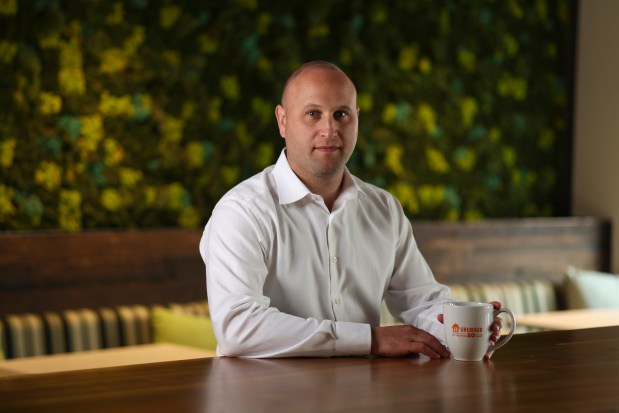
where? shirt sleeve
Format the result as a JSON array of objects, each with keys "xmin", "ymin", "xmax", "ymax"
[
  {"xmin": 200, "ymin": 197, "xmax": 371, "ymax": 358},
  {"xmin": 382, "ymin": 196, "xmax": 452, "ymax": 343}
]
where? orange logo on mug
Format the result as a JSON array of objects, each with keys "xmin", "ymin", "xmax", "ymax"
[{"xmin": 451, "ymin": 323, "xmax": 483, "ymax": 338}]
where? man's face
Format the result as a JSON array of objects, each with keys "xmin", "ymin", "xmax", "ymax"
[{"xmin": 275, "ymin": 67, "xmax": 359, "ymax": 185}]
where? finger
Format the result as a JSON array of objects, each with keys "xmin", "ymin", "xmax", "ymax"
[
  {"xmin": 437, "ymin": 314, "xmax": 444, "ymax": 324},
  {"xmin": 490, "ymin": 301, "xmax": 501, "ymax": 310},
  {"xmin": 408, "ymin": 342, "xmax": 446, "ymax": 359},
  {"xmin": 408, "ymin": 330, "xmax": 450, "ymax": 359},
  {"xmin": 495, "ymin": 318, "xmax": 503, "ymax": 332},
  {"xmin": 490, "ymin": 320, "xmax": 503, "ymax": 341}
]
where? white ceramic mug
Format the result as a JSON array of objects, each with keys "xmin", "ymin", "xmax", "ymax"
[{"xmin": 443, "ymin": 301, "xmax": 516, "ymax": 361}]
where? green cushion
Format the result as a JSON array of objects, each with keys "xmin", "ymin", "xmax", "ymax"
[
  {"xmin": 151, "ymin": 306, "xmax": 218, "ymax": 351},
  {"xmin": 565, "ymin": 266, "xmax": 619, "ymax": 309}
]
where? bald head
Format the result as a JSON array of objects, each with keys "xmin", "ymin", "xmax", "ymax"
[{"xmin": 281, "ymin": 61, "xmax": 356, "ymax": 107}]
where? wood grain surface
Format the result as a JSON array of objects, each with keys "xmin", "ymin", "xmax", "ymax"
[{"xmin": 1, "ymin": 326, "xmax": 618, "ymax": 413}]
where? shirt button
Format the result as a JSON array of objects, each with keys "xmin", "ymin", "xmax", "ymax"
[
  {"xmin": 331, "ymin": 256, "xmax": 338, "ymax": 263},
  {"xmin": 335, "ymin": 298, "xmax": 341, "ymax": 305}
]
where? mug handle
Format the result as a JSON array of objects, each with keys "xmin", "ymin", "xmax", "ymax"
[{"xmin": 487, "ymin": 308, "xmax": 516, "ymax": 353}]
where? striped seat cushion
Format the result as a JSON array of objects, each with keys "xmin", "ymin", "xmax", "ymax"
[
  {"xmin": 448, "ymin": 280, "xmax": 559, "ymax": 333},
  {"xmin": 0, "ymin": 301, "xmax": 210, "ymax": 359},
  {"xmin": 448, "ymin": 280, "xmax": 559, "ymax": 315},
  {"xmin": 380, "ymin": 280, "xmax": 560, "ymax": 333}
]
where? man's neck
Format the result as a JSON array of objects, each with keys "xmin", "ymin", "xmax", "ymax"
[{"xmin": 303, "ymin": 174, "xmax": 344, "ymax": 212}]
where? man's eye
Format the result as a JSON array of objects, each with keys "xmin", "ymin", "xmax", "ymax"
[
  {"xmin": 334, "ymin": 111, "xmax": 348, "ymax": 119},
  {"xmin": 307, "ymin": 111, "xmax": 320, "ymax": 118}
]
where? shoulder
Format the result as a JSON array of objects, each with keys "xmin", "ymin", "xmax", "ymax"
[
  {"xmin": 215, "ymin": 166, "xmax": 276, "ymax": 211},
  {"xmin": 352, "ymin": 175, "xmax": 402, "ymax": 210},
  {"xmin": 206, "ymin": 167, "xmax": 280, "ymax": 234},
  {"xmin": 349, "ymin": 175, "xmax": 410, "ymax": 234}
]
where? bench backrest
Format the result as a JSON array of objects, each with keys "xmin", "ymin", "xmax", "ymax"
[{"xmin": 0, "ymin": 229, "xmax": 205, "ymax": 314}]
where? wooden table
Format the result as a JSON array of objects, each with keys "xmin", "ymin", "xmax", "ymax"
[
  {"xmin": 1, "ymin": 326, "xmax": 618, "ymax": 413},
  {"xmin": 0, "ymin": 343, "xmax": 215, "ymax": 377},
  {"xmin": 517, "ymin": 308, "xmax": 619, "ymax": 331}
]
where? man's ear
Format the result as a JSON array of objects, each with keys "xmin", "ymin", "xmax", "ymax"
[{"xmin": 275, "ymin": 104, "xmax": 286, "ymax": 139}]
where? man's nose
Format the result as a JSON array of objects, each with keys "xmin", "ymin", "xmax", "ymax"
[{"xmin": 320, "ymin": 115, "xmax": 335, "ymax": 137}]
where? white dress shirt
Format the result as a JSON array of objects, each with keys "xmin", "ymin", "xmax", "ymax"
[{"xmin": 199, "ymin": 150, "xmax": 450, "ymax": 358}]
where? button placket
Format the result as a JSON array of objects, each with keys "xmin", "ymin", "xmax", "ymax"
[{"xmin": 327, "ymin": 215, "xmax": 344, "ymax": 319}]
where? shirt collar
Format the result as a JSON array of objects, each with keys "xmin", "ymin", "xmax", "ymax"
[{"xmin": 272, "ymin": 149, "xmax": 364, "ymax": 206}]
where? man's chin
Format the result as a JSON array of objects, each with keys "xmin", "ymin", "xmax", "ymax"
[{"xmin": 311, "ymin": 162, "xmax": 346, "ymax": 178}]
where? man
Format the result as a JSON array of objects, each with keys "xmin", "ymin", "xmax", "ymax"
[{"xmin": 200, "ymin": 60, "xmax": 501, "ymax": 358}]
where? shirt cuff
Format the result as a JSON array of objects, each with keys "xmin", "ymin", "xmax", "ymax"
[
  {"xmin": 334, "ymin": 322, "xmax": 372, "ymax": 356},
  {"xmin": 415, "ymin": 303, "xmax": 447, "ymax": 344}
]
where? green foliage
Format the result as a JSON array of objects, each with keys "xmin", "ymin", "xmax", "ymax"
[{"xmin": 0, "ymin": 0, "xmax": 572, "ymax": 230}]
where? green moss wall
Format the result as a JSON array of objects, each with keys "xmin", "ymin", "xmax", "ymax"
[{"xmin": 0, "ymin": 0, "xmax": 573, "ymax": 230}]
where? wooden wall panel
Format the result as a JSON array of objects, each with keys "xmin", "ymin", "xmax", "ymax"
[
  {"xmin": 413, "ymin": 217, "xmax": 611, "ymax": 285},
  {"xmin": 0, "ymin": 229, "xmax": 205, "ymax": 314}
]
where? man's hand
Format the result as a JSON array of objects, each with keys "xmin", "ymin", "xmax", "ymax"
[{"xmin": 370, "ymin": 324, "xmax": 451, "ymax": 359}]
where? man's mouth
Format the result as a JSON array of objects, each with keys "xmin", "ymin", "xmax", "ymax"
[{"xmin": 315, "ymin": 145, "xmax": 341, "ymax": 152}]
